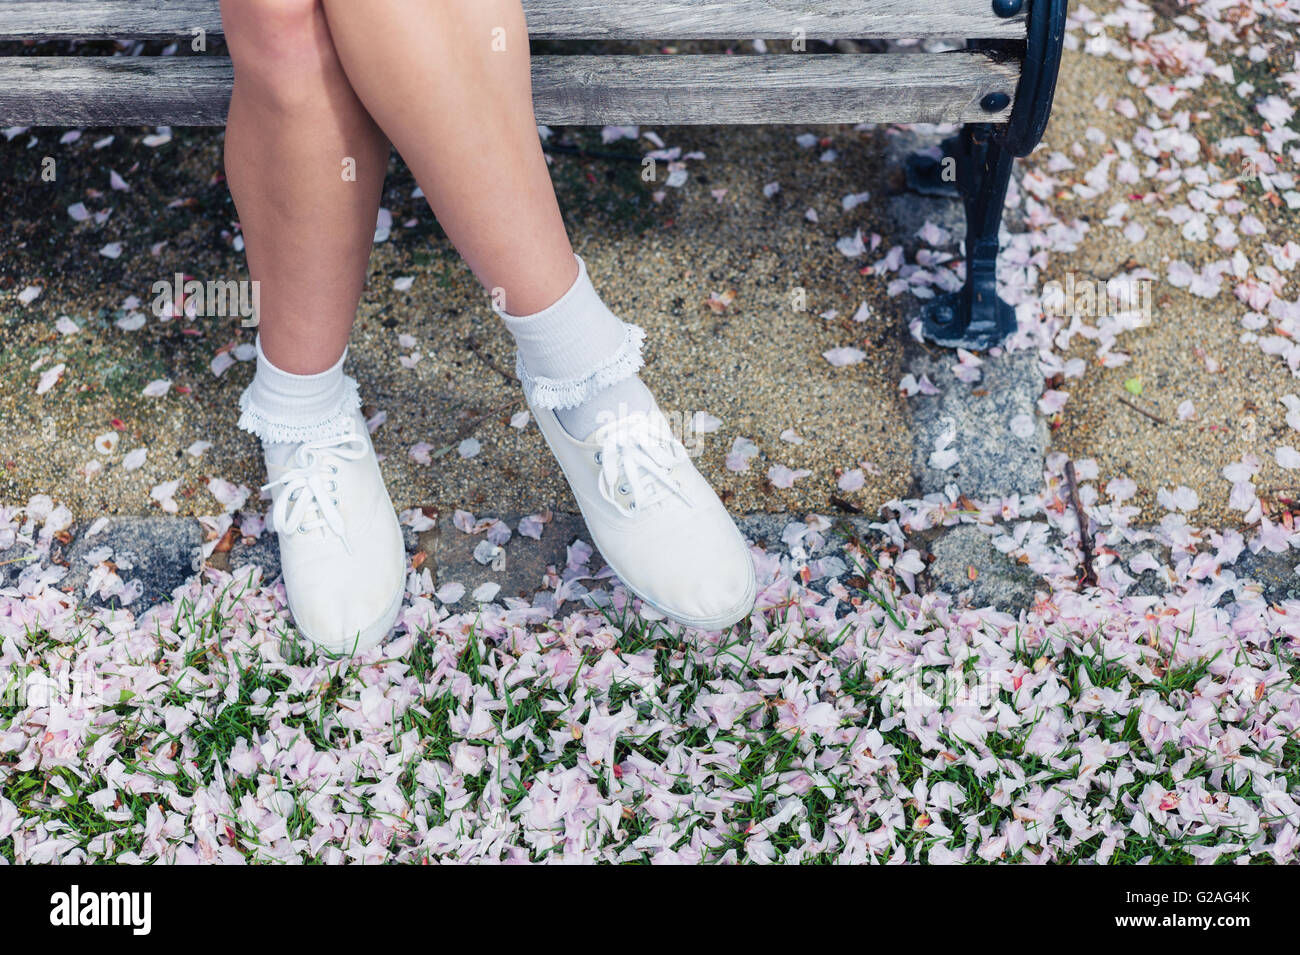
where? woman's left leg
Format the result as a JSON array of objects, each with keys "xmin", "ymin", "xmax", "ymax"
[
  {"xmin": 317, "ymin": 0, "xmax": 757, "ymax": 628},
  {"xmin": 317, "ymin": 0, "xmax": 653, "ymax": 439}
]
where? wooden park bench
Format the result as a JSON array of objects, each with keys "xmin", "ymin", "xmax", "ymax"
[{"xmin": 0, "ymin": 0, "xmax": 1066, "ymax": 350}]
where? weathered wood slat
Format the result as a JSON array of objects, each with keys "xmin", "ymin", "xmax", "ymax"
[
  {"xmin": 533, "ymin": 53, "xmax": 1018, "ymax": 124},
  {"xmin": 0, "ymin": 0, "xmax": 1027, "ymax": 41},
  {"xmin": 0, "ymin": 57, "xmax": 233, "ymax": 126},
  {"xmin": 0, "ymin": 54, "xmax": 1018, "ymax": 127}
]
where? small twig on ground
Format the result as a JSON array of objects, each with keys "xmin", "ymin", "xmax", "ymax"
[
  {"xmin": 1117, "ymin": 393, "xmax": 1168, "ymax": 425},
  {"xmin": 829, "ymin": 495, "xmax": 863, "ymax": 514},
  {"xmin": 437, "ymin": 398, "xmax": 525, "ymax": 456},
  {"xmin": 1065, "ymin": 459, "xmax": 1098, "ymax": 589},
  {"xmin": 464, "ymin": 336, "xmax": 518, "ymax": 385}
]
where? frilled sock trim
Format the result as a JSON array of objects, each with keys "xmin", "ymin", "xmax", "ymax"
[
  {"xmin": 517, "ymin": 322, "xmax": 646, "ymax": 411},
  {"xmin": 237, "ymin": 375, "xmax": 362, "ymax": 445}
]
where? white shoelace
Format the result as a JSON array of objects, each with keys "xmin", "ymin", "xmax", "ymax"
[
  {"xmin": 594, "ymin": 414, "xmax": 694, "ymax": 516},
  {"xmin": 262, "ymin": 432, "xmax": 369, "ymax": 553}
]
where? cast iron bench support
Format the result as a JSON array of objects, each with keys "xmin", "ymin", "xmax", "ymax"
[
  {"xmin": 907, "ymin": 0, "xmax": 1067, "ymax": 349},
  {"xmin": 911, "ymin": 124, "xmax": 1019, "ymax": 348}
]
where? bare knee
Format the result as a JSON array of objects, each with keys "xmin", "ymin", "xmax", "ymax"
[{"xmin": 221, "ymin": 0, "xmax": 341, "ymax": 110}]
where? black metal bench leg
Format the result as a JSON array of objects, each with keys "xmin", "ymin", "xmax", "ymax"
[{"xmin": 918, "ymin": 122, "xmax": 1017, "ymax": 350}]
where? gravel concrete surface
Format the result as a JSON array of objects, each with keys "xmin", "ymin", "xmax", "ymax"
[{"xmin": 1, "ymin": 118, "xmax": 916, "ymax": 520}]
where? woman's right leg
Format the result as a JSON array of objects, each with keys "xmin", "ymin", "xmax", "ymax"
[
  {"xmin": 222, "ymin": 0, "xmax": 407, "ymax": 654},
  {"xmin": 221, "ymin": 0, "xmax": 389, "ymax": 373}
]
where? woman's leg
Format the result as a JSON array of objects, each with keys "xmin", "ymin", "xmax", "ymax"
[
  {"xmin": 222, "ymin": 0, "xmax": 389, "ymax": 373},
  {"xmin": 316, "ymin": 0, "xmax": 574, "ymax": 315},
  {"xmin": 316, "ymin": 0, "xmax": 652, "ymax": 440},
  {"xmin": 315, "ymin": 0, "xmax": 758, "ymax": 629},
  {"xmin": 222, "ymin": 0, "xmax": 407, "ymax": 654}
]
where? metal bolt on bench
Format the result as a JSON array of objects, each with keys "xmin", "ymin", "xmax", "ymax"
[{"xmin": 0, "ymin": 0, "xmax": 1067, "ymax": 351}]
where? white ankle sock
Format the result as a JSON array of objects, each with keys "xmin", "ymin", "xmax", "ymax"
[
  {"xmin": 237, "ymin": 336, "xmax": 360, "ymax": 446},
  {"xmin": 496, "ymin": 253, "xmax": 653, "ymax": 439}
]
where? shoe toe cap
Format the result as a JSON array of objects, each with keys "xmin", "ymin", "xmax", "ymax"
[
  {"xmin": 628, "ymin": 520, "xmax": 756, "ymax": 628},
  {"xmin": 294, "ymin": 585, "xmax": 397, "ymax": 648},
  {"xmin": 283, "ymin": 540, "xmax": 405, "ymax": 651},
  {"xmin": 669, "ymin": 561, "xmax": 754, "ymax": 625}
]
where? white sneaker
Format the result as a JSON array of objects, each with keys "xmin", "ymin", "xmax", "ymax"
[
  {"xmin": 530, "ymin": 400, "xmax": 757, "ymax": 630},
  {"xmin": 261, "ymin": 410, "xmax": 406, "ymax": 654}
]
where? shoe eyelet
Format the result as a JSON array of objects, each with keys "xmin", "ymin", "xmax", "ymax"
[
  {"xmin": 297, "ymin": 527, "xmax": 309, "ymax": 535},
  {"xmin": 327, "ymin": 464, "xmax": 339, "ymax": 474},
  {"xmin": 593, "ymin": 451, "xmax": 603, "ymax": 464},
  {"xmin": 327, "ymin": 481, "xmax": 337, "ymax": 492},
  {"xmin": 628, "ymin": 501, "xmax": 637, "ymax": 512},
  {"xmin": 618, "ymin": 483, "xmax": 630, "ymax": 496},
  {"xmin": 331, "ymin": 498, "xmax": 339, "ymax": 507}
]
